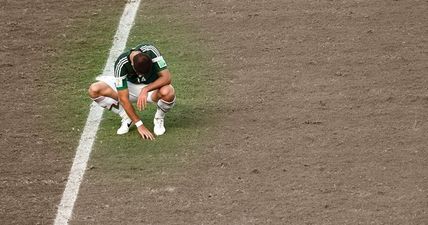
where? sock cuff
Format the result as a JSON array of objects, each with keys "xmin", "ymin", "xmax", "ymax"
[
  {"xmin": 158, "ymin": 96, "xmax": 176, "ymax": 105},
  {"xmin": 92, "ymin": 96, "xmax": 118, "ymax": 111},
  {"xmin": 157, "ymin": 96, "xmax": 176, "ymax": 113},
  {"xmin": 92, "ymin": 96, "xmax": 105, "ymax": 103}
]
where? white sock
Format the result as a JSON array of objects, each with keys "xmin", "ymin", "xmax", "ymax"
[
  {"xmin": 155, "ymin": 97, "xmax": 176, "ymax": 119},
  {"xmin": 112, "ymin": 104, "xmax": 129, "ymax": 120},
  {"xmin": 92, "ymin": 96, "xmax": 117, "ymax": 110},
  {"xmin": 92, "ymin": 96, "xmax": 129, "ymax": 119},
  {"xmin": 155, "ymin": 108, "xmax": 165, "ymax": 119}
]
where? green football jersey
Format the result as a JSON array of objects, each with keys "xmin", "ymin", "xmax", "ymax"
[{"xmin": 114, "ymin": 43, "xmax": 168, "ymax": 90}]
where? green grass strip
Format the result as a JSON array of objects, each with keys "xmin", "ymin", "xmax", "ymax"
[{"xmin": 89, "ymin": 5, "xmax": 219, "ymax": 177}]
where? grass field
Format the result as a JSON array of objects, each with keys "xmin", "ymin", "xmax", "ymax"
[
  {"xmin": 48, "ymin": 2, "xmax": 220, "ymax": 184},
  {"xmin": 91, "ymin": 5, "xmax": 222, "ymax": 178},
  {"xmin": 40, "ymin": 2, "xmax": 125, "ymax": 154}
]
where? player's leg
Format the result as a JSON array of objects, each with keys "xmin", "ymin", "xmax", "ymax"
[
  {"xmin": 127, "ymin": 83, "xmax": 175, "ymax": 136},
  {"xmin": 88, "ymin": 81, "xmax": 117, "ymax": 105},
  {"xmin": 150, "ymin": 85, "xmax": 176, "ymax": 136},
  {"xmin": 88, "ymin": 76, "xmax": 132, "ymax": 134}
]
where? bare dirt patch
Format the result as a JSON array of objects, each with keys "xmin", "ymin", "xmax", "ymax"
[{"xmin": 0, "ymin": 0, "xmax": 122, "ymax": 224}]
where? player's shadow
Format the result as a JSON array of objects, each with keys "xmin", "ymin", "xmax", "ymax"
[{"xmin": 154, "ymin": 102, "xmax": 216, "ymax": 130}]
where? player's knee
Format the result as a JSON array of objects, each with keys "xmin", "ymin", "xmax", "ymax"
[
  {"xmin": 159, "ymin": 85, "xmax": 175, "ymax": 101},
  {"xmin": 88, "ymin": 83, "xmax": 101, "ymax": 98}
]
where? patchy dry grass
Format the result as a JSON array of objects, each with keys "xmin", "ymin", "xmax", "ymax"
[{"xmin": 88, "ymin": 4, "xmax": 220, "ymax": 177}]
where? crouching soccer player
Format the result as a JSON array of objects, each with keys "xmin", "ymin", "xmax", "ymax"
[{"xmin": 88, "ymin": 43, "xmax": 176, "ymax": 140}]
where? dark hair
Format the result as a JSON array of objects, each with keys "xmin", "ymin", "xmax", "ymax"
[{"xmin": 132, "ymin": 53, "xmax": 152, "ymax": 76}]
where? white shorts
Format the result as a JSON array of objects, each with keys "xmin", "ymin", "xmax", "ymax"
[{"xmin": 96, "ymin": 75, "xmax": 154, "ymax": 103}]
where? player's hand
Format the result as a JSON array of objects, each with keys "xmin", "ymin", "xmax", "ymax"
[
  {"xmin": 137, "ymin": 88, "xmax": 148, "ymax": 111},
  {"xmin": 137, "ymin": 125, "xmax": 155, "ymax": 140}
]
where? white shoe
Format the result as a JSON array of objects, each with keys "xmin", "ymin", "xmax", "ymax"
[
  {"xmin": 117, "ymin": 118, "xmax": 132, "ymax": 135},
  {"xmin": 153, "ymin": 117, "xmax": 166, "ymax": 136}
]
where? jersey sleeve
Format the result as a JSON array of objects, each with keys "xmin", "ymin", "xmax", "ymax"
[
  {"xmin": 136, "ymin": 44, "xmax": 168, "ymax": 73},
  {"xmin": 152, "ymin": 56, "xmax": 168, "ymax": 72},
  {"xmin": 113, "ymin": 55, "xmax": 129, "ymax": 90}
]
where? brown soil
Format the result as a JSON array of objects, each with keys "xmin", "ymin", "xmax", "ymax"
[
  {"xmin": 1, "ymin": 1, "xmax": 70, "ymax": 224},
  {"xmin": 2, "ymin": 0, "xmax": 427, "ymax": 224},
  {"xmin": 0, "ymin": 0, "xmax": 121, "ymax": 224}
]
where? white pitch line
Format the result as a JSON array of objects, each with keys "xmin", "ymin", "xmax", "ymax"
[{"xmin": 53, "ymin": 1, "xmax": 141, "ymax": 224}]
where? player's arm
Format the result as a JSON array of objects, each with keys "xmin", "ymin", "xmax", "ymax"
[
  {"xmin": 117, "ymin": 89, "xmax": 154, "ymax": 140},
  {"xmin": 114, "ymin": 54, "xmax": 154, "ymax": 140},
  {"xmin": 114, "ymin": 69, "xmax": 141, "ymax": 124},
  {"xmin": 145, "ymin": 69, "xmax": 172, "ymax": 92},
  {"xmin": 117, "ymin": 89, "xmax": 140, "ymax": 123},
  {"xmin": 137, "ymin": 69, "xmax": 172, "ymax": 111}
]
